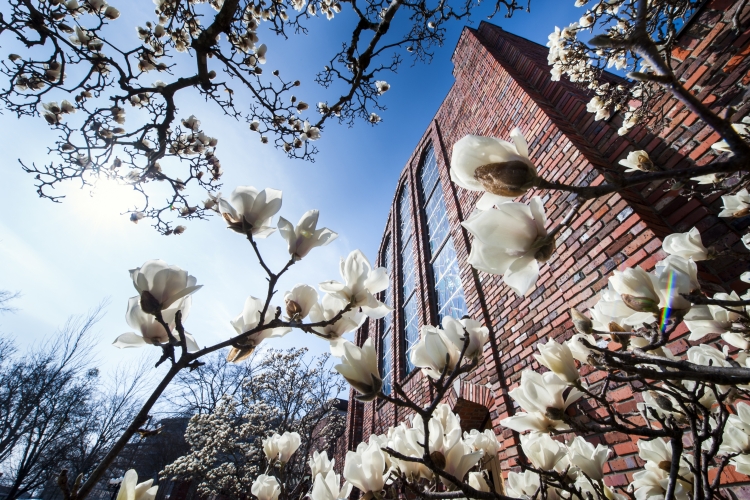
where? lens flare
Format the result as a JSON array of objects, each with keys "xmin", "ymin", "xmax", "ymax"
[{"xmin": 659, "ymin": 271, "xmax": 676, "ymax": 332}]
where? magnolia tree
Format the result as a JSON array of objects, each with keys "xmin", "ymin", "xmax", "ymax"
[
  {"xmin": 0, "ymin": 0, "xmax": 529, "ymax": 233},
  {"xmin": 9, "ymin": 0, "xmax": 750, "ymax": 500},
  {"xmin": 161, "ymin": 348, "xmax": 346, "ymax": 498}
]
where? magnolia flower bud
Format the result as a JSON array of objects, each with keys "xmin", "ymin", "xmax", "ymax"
[
  {"xmin": 429, "ymin": 451, "xmax": 446, "ymax": 469},
  {"xmin": 620, "ymin": 294, "xmax": 659, "ymax": 313},
  {"xmin": 570, "ymin": 308, "xmax": 593, "ymax": 334},
  {"xmin": 473, "ymin": 160, "xmax": 538, "ymax": 197},
  {"xmin": 588, "ymin": 34, "xmax": 615, "ymax": 47},
  {"xmin": 285, "ymin": 299, "xmax": 302, "ymax": 319}
]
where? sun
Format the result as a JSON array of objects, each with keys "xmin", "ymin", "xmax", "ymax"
[{"xmin": 69, "ymin": 178, "xmax": 144, "ymax": 226}]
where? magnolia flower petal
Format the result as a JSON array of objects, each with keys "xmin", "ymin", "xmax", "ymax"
[
  {"xmin": 113, "ymin": 332, "xmax": 148, "ymax": 349},
  {"xmin": 503, "ymin": 255, "xmax": 539, "ymax": 296}
]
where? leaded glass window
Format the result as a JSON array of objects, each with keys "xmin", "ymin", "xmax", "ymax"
[
  {"xmin": 380, "ymin": 240, "xmax": 393, "ymax": 395},
  {"xmin": 418, "ymin": 146, "xmax": 467, "ymax": 321},
  {"xmin": 398, "ymin": 186, "xmax": 419, "ymax": 373}
]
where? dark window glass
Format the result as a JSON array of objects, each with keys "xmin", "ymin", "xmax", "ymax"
[
  {"xmin": 380, "ymin": 240, "xmax": 393, "ymax": 395},
  {"xmin": 398, "ymin": 186, "xmax": 419, "ymax": 373},
  {"xmin": 418, "ymin": 147, "xmax": 466, "ymax": 322}
]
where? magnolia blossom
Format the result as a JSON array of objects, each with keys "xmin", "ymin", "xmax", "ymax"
[
  {"xmin": 468, "ymin": 472, "xmax": 490, "ymax": 492},
  {"xmin": 506, "ymin": 470, "xmax": 547, "ymax": 499},
  {"xmin": 440, "ymin": 316, "xmax": 489, "ymax": 361},
  {"xmin": 684, "ymin": 291, "xmax": 744, "ymax": 342},
  {"xmin": 278, "ymin": 210, "xmax": 337, "ymax": 260},
  {"xmin": 309, "ymin": 450, "xmax": 334, "ymax": 478},
  {"xmin": 566, "ymin": 334, "xmax": 597, "ymax": 364},
  {"xmin": 618, "ymin": 150, "xmax": 654, "ymax": 173},
  {"xmin": 500, "ymin": 371, "xmax": 583, "ymax": 433},
  {"xmin": 284, "ymin": 284, "xmax": 319, "ymax": 321},
  {"xmin": 462, "ymin": 197, "xmax": 552, "ymax": 296},
  {"xmin": 463, "ymin": 429, "xmax": 500, "ymax": 459},
  {"xmin": 320, "ymin": 250, "xmax": 392, "ymax": 318},
  {"xmin": 711, "ymin": 123, "xmax": 748, "ymax": 153},
  {"xmin": 115, "ymin": 469, "xmax": 158, "ymax": 500},
  {"xmin": 310, "ymin": 470, "xmax": 352, "ymax": 500},
  {"xmin": 533, "ymin": 338, "xmax": 580, "ymax": 384},
  {"xmin": 374, "ymin": 81, "xmax": 390, "ymax": 94},
  {"xmin": 218, "ymin": 186, "xmax": 282, "ymax": 237},
  {"xmin": 721, "ymin": 404, "xmax": 750, "ymax": 473},
  {"xmin": 309, "ymin": 294, "xmax": 363, "ymax": 354},
  {"xmin": 251, "ymin": 474, "xmax": 280, "ymax": 500},
  {"xmin": 521, "ymin": 432, "xmax": 566, "ymax": 470},
  {"xmin": 410, "ymin": 325, "xmax": 461, "ymax": 379},
  {"xmin": 130, "ymin": 260, "xmax": 202, "ymax": 313},
  {"xmin": 227, "ymin": 296, "xmax": 292, "ymax": 363},
  {"xmin": 566, "ymin": 436, "xmax": 609, "ymax": 481},
  {"xmin": 590, "ymin": 283, "xmax": 639, "ymax": 330},
  {"xmin": 450, "ymin": 128, "xmax": 536, "ymax": 209},
  {"xmin": 687, "ymin": 344, "xmax": 730, "ymax": 369},
  {"xmin": 586, "ymin": 96, "xmax": 611, "ymax": 121},
  {"xmin": 632, "ymin": 439, "xmax": 692, "ymax": 500},
  {"xmin": 662, "ymin": 227, "xmax": 709, "ymax": 261},
  {"xmin": 334, "ymin": 339, "xmax": 382, "ymax": 401},
  {"xmin": 114, "ymin": 296, "xmax": 199, "ymax": 351},
  {"xmin": 263, "ymin": 431, "xmax": 301, "ymax": 463},
  {"xmin": 343, "ymin": 440, "xmax": 386, "ymax": 494},
  {"xmin": 719, "ymin": 188, "xmax": 750, "ymax": 217},
  {"xmin": 388, "ymin": 423, "xmax": 432, "ymax": 480}
]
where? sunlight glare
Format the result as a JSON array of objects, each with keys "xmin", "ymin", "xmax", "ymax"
[{"xmin": 69, "ymin": 178, "xmax": 143, "ymax": 227}]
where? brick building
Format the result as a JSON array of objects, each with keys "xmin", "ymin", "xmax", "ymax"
[{"xmin": 338, "ymin": 0, "xmax": 750, "ymax": 493}]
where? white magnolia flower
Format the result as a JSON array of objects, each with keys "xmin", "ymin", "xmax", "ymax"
[
  {"xmin": 251, "ymin": 474, "xmax": 280, "ymax": 500},
  {"xmin": 533, "ymin": 338, "xmax": 579, "ymax": 384},
  {"xmin": 720, "ymin": 403, "xmax": 750, "ymax": 455},
  {"xmin": 284, "ymin": 284, "xmax": 319, "ymax": 321},
  {"xmin": 590, "ymin": 283, "xmax": 641, "ymax": 330},
  {"xmin": 278, "ymin": 210, "xmax": 338, "ymax": 260},
  {"xmin": 440, "ymin": 316, "xmax": 489, "ymax": 361},
  {"xmin": 300, "ymin": 121, "xmax": 321, "ymax": 141},
  {"xmin": 374, "ymin": 81, "xmax": 390, "ymax": 94},
  {"xmin": 719, "ymin": 188, "xmax": 750, "ymax": 217},
  {"xmin": 227, "ymin": 296, "xmax": 292, "ymax": 363},
  {"xmin": 310, "ymin": 294, "xmax": 364, "ymax": 355},
  {"xmin": 343, "ymin": 440, "xmax": 386, "ymax": 494},
  {"xmin": 711, "ymin": 123, "xmax": 748, "ymax": 153},
  {"xmin": 687, "ymin": 344, "xmax": 730, "ymax": 367},
  {"xmin": 618, "ymin": 150, "xmax": 654, "ymax": 173},
  {"xmin": 521, "ymin": 432, "xmax": 566, "ymax": 470},
  {"xmin": 566, "ymin": 436, "xmax": 609, "ymax": 481},
  {"xmin": 633, "ymin": 439, "xmax": 692, "ymax": 500},
  {"xmin": 468, "ymin": 472, "xmax": 490, "ymax": 492},
  {"xmin": 566, "ymin": 334, "xmax": 597, "ymax": 364},
  {"xmin": 309, "ymin": 450, "xmax": 334, "ymax": 478},
  {"xmin": 426, "ymin": 404, "xmax": 461, "ymax": 456},
  {"xmin": 115, "ymin": 470, "xmax": 158, "ymax": 500},
  {"xmin": 410, "ymin": 325, "xmax": 461, "ymax": 379},
  {"xmin": 130, "ymin": 260, "xmax": 202, "ymax": 313},
  {"xmin": 388, "ymin": 423, "xmax": 432, "ymax": 480},
  {"xmin": 462, "ymin": 197, "xmax": 552, "ymax": 296},
  {"xmin": 263, "ymin": 431, "xmax": 301, "ymax": 463},
  {"xmin": 684, "ymin": 291, "xmax": 744, "ymax": 342},
  {"xmin": 218, "ymin": 186, "xmax": 282, "ymax": 237},
  {"xmin": 743, "ymin": 233, "xmax": 750, "ymax": 250},
  {"xmin": 500, "ymin": 371, "xmax": 583, "ymax": 433},
  {"xmin": 443, "ymin": 441, "xmax": 483, "ymax": 486},
  {"xmin": 450, "ymin": 128, "xmax": 536, "ymax": 209},
  {"xmin": 662, "ymin": 227, "xmax": 709, "ymax": 261},
  {"xmin": 310, "ymin": 470, "xmax": 352, "ymax": 500},
  {"xmin": 114, "ymin": 296, "xmax": 199, "ymax": 351},
  {"xmin": 506, "ymin": 470, "xmax": 542, "ymax": 499},
  {"xmin": 334, "ymin": 339, "xmax": 382, "ymax": 401},
  {"xmin": 586, "ymin": 96, "xmax": 611, "ymax": 121},
  {"xmin": 463, "ymin": 429, "xmax": 500, "ymax": 459},
  {"xmin": 320, "ymin": 250, "xmax": 392, "ymax": 318}
]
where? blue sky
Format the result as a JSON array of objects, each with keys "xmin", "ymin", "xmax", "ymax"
[{"xmin": 0, "ymin": 0, "xmax": 581, "ymax": 376}]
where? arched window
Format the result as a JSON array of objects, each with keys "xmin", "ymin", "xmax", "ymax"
[
  {"xmin": 379, "ymin": 239, "xmax": 393, "ymax": 395},
  {"xmin": 398, "ymin": 185, "xmax": 419, "ymax": 373},
  {"xmin": 418, "ymin": 146, "xmax": 466, "ymax": 321}
]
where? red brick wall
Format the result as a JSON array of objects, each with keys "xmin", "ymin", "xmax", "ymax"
[{"xmin": 341, "ymin": 0, "xmax": 750, "ymax": 491}]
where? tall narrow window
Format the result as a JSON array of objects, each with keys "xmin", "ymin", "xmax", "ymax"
[
  {"xmin": 398, "ymin": 186, "xmax": 419, "ymax": 373},
  {"xmin": 419, "ymin": 146, "xmax": 466, "ymax": 321},
  {"xmin": 379, "ymin": 240, "xmax": 393, "ymax": 395}
]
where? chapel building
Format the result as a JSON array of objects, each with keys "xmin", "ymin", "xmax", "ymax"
[{"xmin": 338, "ymin": 0, "xmax": 750, "ymax": 493}]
